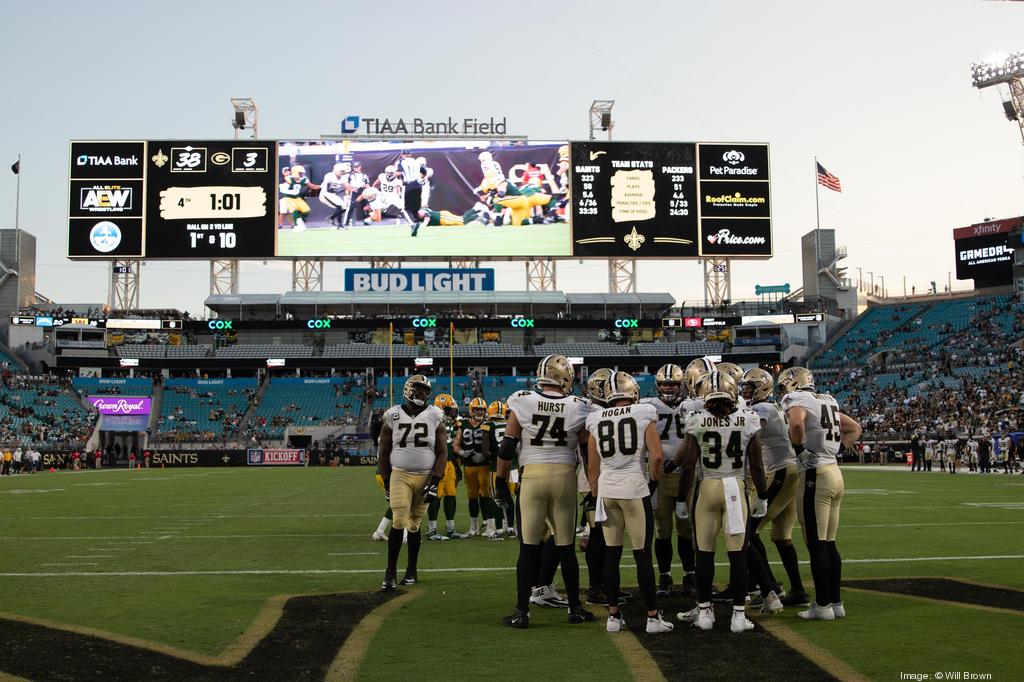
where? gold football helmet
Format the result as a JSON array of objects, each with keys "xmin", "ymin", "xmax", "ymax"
[
  {"xmin": 776, "ymin": 366, "xmax": 815, "ymax": 395},
  {"xmin": 655, "ymin": 363, "xmax": 685, "ymax": 405},
  {"xmin": 605, "ymin": 371, "xmax": 640, "ymax": 404},
  {"xmin": 469, "ymin": 397, "xmax": 488, "ymax": 420},
  {"xmin": 685, "ymin": 358, "xmax": 716, "ymax": 398},
  {"xmin": 432, "ymin": 391, "xmax": 456, "ymax": 417},
  {"xmin": 537, "ymin": 354, "xmax": 575, "ymax": 394},
  {"xmin": 700, "ymin": 371, "xmax": 738, "ymax": 406},
  {"xmin": 715, "ymin": 362, "xmax": 744, "ymax": 384},
  {"xmin": 740, "ymin": 368, "xmax": 774, "ymax": 402},
  {"xmin": 487, "ymin": 400, "xmax": 508, "ymax": 421},
  {"xmin": 403, "ymin": 375, "xmax": 432, "ymax": 407},
  {"xmin": 586, "ymin": 368, "xmax": 614, "ymax": 405}
]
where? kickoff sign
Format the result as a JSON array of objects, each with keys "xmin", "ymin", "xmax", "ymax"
[{"xmin": 247, "ymin": 448, "xmax": 305, "ymax": 466}]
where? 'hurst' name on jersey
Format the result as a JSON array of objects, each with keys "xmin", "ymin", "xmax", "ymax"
[{"xmin": 508, "ymin": 390, "xmax": 588, "ymax": 466}]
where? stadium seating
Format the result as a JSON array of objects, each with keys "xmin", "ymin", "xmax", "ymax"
[
  {"xmin": 0, "ymin": 377, "xmax": 95, "ymax": 446},
  {"xmin": 156, "ymin": 378, "xmax": 256, "ymax": 442},
  {"xmin": 248, "ymin": 378, "xmax": 363, "ymax": 440},
  {"xmin": 216, "ymin": 344, "xmax": 313, "ymax": 358},
  {"xmin": 636, "ymin": 341, "xmax": 727, "ymax": 356}
]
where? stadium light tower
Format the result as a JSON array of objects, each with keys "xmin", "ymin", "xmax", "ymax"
[
  {"xmin": 970, "ymin": 50, "xmax": 1024, "ymax": 143},
  {"xmin": 588, "ymin": 100, "xmax": 638, "ymax": 294}
]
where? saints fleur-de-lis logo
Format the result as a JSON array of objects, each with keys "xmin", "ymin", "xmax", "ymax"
[
  {"xmin": 151, "ymin": 149, "xmax": 168, "ymax": 167},
  {"xmin": 624, "ymin": 226, "xmax": 645, "ymax": 251}
]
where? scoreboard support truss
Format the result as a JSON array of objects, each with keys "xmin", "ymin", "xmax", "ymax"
[
  {"xmin": 108, "ymin": 259, "xmax": 141, "ymax": 310},
  {"xmin": 292, "ymin": 259, "xmax": 323, "ymax": 292},
  {"xmin": 703, "ymin": 258, "xmax": 731, "ymax": 307},
  {"xmin": 210, "ymin": 260, "xmax": 239, "ymax": 296},
  {"xmin": 608, "ymin": 259, "xmax": 637, "ymax": 293}
]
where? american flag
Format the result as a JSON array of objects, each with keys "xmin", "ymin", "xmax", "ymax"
[{"xmin": 817, "ymin": 162, "xmax": 842, "ymax": 192}]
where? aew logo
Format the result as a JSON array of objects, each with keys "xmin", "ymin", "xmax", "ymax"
[{"xmin": 80, "ymin": 186, "xmax": 132, "ymax": 213}]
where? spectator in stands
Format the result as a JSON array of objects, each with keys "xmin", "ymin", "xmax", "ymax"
[{"xmin": 128, "ymin": 450, "xmax": 137, "ymax": 469}]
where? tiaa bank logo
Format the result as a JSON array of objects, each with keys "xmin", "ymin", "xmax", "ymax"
[
  {"xmin": 89, "ymin": 221, "xmax": 122, "ymax": 253},
  {"xmin": 341, "ymin": 115, "xmax": 361, "ymax": 134}
]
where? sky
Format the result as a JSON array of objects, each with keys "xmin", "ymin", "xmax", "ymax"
[{"xmin": 1, "ymin": 0, "xmax": 1023, "ymax": 315}]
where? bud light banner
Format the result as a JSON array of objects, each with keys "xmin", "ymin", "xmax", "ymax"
[
  {"xmin": 344, "ymin": 268, "xmax": 495, "ymax": 293},
  {"xmin": 247, "ymin": 448, "xmax": 306, "ymax": 466},
  {"xmin": 87, "ymin": 396, "xmax": 152, "ymax": 416}
]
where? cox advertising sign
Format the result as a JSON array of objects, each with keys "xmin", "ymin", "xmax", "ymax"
[
  {"xmin": 247, "ymin": 448, "xmax": 305, "ymax": 465},
  {"xmin": 87, "ymin": 396, "xmax": 152, "ymax": 416}
]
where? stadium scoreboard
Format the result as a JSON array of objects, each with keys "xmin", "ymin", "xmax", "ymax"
[
  {"xmin": 69, "ymin": 140, "xmax": 277, "ymax": 259},
  {"xmin": 68, "ymin": 139, "xmax": 771, "ymax": 260},
  {"xmin": 570, "ymin": 141, "xmax": 772, "ymax": 258}
]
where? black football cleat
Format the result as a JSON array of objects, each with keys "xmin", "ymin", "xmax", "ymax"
[
  {"xmin": 399, "ymin": 571, "xmax": 417, "ymax": 586},
  {"xmin": 381, "ymin": 574, "xmax": 398, "ymax": 592},
  {"xmin": 711, "ymin": 584, "xmax": 734, "ymax": 603},
  {"xmin": 657, "ymin": 573, "xmax": 674, "ymax": 597},
  {"xmin": 568, "ymin": 605, "xmax": 596, "ymax": 624},
  {"xmin": 682, "ymin": 573, "xmax": 697, "ymax": 596},
  {"xmin": 780, "ymin": 590, "xmax": 811, "ymax": 607},
  {"xmin": 502, "ymin": 607, "xmax": 530, "ymax": 629}
]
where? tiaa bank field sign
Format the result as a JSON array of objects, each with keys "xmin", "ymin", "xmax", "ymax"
[{"xmin": 344, "ymin": 268, "xmax": 495, "ymax": 293}]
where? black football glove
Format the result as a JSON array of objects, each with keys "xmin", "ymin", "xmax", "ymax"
[
  {"xmin": 493, "ymin": 475, "xmax": 512, "ymax": 510},
  {"xmin": 663, "ymin": 460, "xmax": 678, "ymax": 475},
  {"xmin": 421, "ymin": 476, "xmax": 441, "ymax": 504},
  {"xmin": 648, "ymin": 480, "xmax": 659, "ymax": 496},
  {"xmin": 383, "ymin": 485, "xmax": 390, "ymax": 502},
  {"xmin": 582, "ymin": 493, "xmax": 597, "ymax": 512}
]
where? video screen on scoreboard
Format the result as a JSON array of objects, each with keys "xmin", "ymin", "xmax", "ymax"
[{"xmin": 275, "ymin": 140, "xmax": 571, "ymax": 258}]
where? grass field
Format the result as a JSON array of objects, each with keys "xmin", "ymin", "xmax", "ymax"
[
  {"xmin": 1, "ymin": 466, "xmax": 1022, "ymax": 680},
  {"xmin": 276, "ymin": 220, "xmax": 571, "ymax": 257}
]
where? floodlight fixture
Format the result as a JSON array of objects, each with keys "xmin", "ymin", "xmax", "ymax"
[{"xmin": 970, "ymin": 50, "xmax": 1024, "ymax": 89}]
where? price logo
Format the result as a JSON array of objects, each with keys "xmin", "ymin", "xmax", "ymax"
[
  {"xmin": 231, "ymin": 147, "xmax": 268, "ymax": 173},
  {"xmin": 170, "ymin": 146, "xmax": 207, "ymax": 173}
]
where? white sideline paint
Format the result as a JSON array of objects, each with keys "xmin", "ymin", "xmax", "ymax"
[{"xmin": 3, "ymin": 554, "xmax": 1023, "ymax": 578}]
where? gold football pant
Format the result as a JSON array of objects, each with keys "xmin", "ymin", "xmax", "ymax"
[
  {"xmin": 654, "ymin": 471, "xmax": 692, "ymax": 540},
  {"xmin": 753, "ymin": 464, "xmax": 799, "ymax": 542},
  {"xmin": 439, "ymin": 461, "xmax": 457, "ymax": 498},
  {"xmin": 797, "ymin": 464, "xmax": 844, "ymax": 542},
  {"xmin": 464, "ymin": 465, "xmax": 490, "ymax": 499},
  {"xmin": 693, "ymin": 478, "xmax": 749, "ymax": 552},
  {"xmin": 389, "ymin": 468, "xmax": 429, "ymax": 532},
  {"xmin": 518, "ymin": 463, "xmax": 576, "ymax": 546},
  {"xmin": 602, "ymin": 497, "xmax": 654, "ymax": 550}
]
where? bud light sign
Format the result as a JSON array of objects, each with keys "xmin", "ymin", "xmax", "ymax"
[{"xmin": 87, "ymin": 396, "xmax": 152, "ymax": 415}]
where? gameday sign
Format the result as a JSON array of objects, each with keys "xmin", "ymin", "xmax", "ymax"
[
  {"xmin": 247, "ymin": 448, "xmax": 305, "ymax": 465},
  {"xmin": 953, "ymin": 217, "xmax": 1018, "ymax": 286},
  {"xmin": 569, "ymin": 141, "xmax": 771, "ymax": 258}
]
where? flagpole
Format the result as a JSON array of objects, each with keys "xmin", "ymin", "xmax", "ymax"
[
  {"xmin": 813, "ymin": 156, "xmax": 821, "ymax": 285},
  {"xmin": 14, "ymin": 154, "xmax": 20, "ymax": 230}
]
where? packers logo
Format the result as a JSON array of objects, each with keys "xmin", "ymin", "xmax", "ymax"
[{"xmin": 211, "ymin": 151, "xmax": 231, "ymax": 165}]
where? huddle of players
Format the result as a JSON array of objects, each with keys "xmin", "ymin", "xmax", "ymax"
[{"xmin": 375, "ymin": 355, "xmax": 862, "ymax": 635}]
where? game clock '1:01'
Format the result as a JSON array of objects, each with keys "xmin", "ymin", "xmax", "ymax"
[{"xmin": 144, "ymin": 140, "xmax": 278, "ymax": 258}]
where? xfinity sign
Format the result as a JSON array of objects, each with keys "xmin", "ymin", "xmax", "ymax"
[{"xmin": 345, "ymin": 268, "xmax": 495, "ymax": 293}]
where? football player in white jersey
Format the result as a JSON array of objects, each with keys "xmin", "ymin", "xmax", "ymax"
[
  {"xmin": 581, "ymin": 368, "xmax": 614, "ymax": 605},
  {"xmin": 371, "ymin": 165, "xmax": 409, "ymax": 223},
  {"xmin": 377, "ymin": 375, "xmax": 448, "ymax": 591},
  {"xmin": 778, "ymin": 366, "xmax": 862, "ymax": 621},
  {"xmin": 319, "ymin": 162, "xmax": 351, "ymax": 227},
  {"xmin": 642, "ymin": 363, "xmax": 696, "ymax": 597},
  {"xmin": 586, "ymin": 371, "xmax": 674, "ymax": 634},
  {"xmin": 495, "ymin": 354, "xmax": 594, "ymax": 628},
  {"xmin": 682, "ymin": 357, "xmax": 716, "ymax": 413},
  {"xmin": 671, "ymin": 371, "xmax": 767, "ymax": 634},
  {"xmin": 740, "ymin": 368, "xmax": 809, "ymax": 610}
]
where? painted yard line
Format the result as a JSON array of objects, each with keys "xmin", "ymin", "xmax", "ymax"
[
  {"xmin": 843, "ymin": 520, "xmax": 1024, "ymax": 529},
  {"xmin": 327, "ymin": 552, "xmax": 380, "ymax": 556},
  {"xmin": 86, "ymin": 548, "xmax": 135, "ymax": 552},
  {"xmin": 3, "ymin": 554, "xmax": 1023, "ymax": 578},
  {"xmin": 64, "ymin": 555, "xmax": 114, "ymax": 559},
  {"xmin": 0, "ymin": 534, "xmax": 367, "ymax": 541},
  {"xmin": 39, "ymin": 563, "xmax": 99, "ymax": 567}
]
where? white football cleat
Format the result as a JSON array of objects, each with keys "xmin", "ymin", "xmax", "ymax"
[
  {"xmin": 465, "ymin": 528, "xmax": 480, "ymax": 537},
  {"xmin": 832, "ymin": 602, "xmax": 846, "ymax": 619},
  {"xmin": 798, "ymin": 603, "xmax": 837, "ymax": 621},
  {"xmin": 730, "ymin": 610, "xmax": 755, "ymax": 633},
  {"xmin": 530, "ymin": 585, "xmax": 569, "ymax": 608},
  {"xmin": 760, "ymin": 590, "xmax": 784, "ymax": 615},
  {"xmin": 678, "ymin": 606, "xmax": 700, "ymax": 623},
  {"xmin": 607, "ymin": 614, "xmax": 625, "ymax": 632},
  {"xmin": 371, "ymin": 531, "xmax": 387, "ymax": 542},
  {"xmin": 694, "ymin": 606, "xmax": 715, "ymax": 631},
  {"xmin": 646, "ymin": 611, "xmax": 675, "ymax": 634}
]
